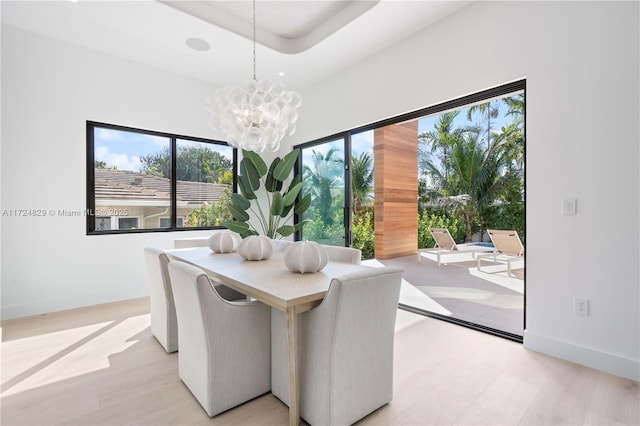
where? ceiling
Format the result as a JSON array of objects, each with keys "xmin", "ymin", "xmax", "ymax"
[{"xmin": 1, "ymin": 0, "xmax": 472, "ymax": 91}]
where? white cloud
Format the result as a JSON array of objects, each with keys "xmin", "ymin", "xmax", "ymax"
[
  {"xmin": 95, "ymin": 128, "xmax": 125, "ymax": 142},
  {"xmin": 95, "ymin": 145, "xmax": 142, "ymax": 171}
]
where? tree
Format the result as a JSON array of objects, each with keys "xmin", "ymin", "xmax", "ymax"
[
  {"xmin": 351, "ymin": 152, "xmax": 373, "ymax": 213},
  {"xmin": 419, "ymin": 111, "xmax": 477, "ymax": 182},
  {"xmin": 303, "ymin": 148, "xmax": 344, "ymax": 229},
  {"xmin": 219, "ymin": 170, "xmax": 234, "ymax": 185},
  {"xmin": 185, "ymin": 188, "xmax": 232, "ymax": 227},
  {"xmin": 95, "ymin": 160, "xmax": 117, "ymax": 170},
  {"xmin": 466, "ymin": 100, "xmax": 500, "ymax": 149},
  {"xmin": 424, "ymin": 131, "xmax": 511, "ymax": 242},
  {"xmin": 140, "ymin": 146, "xmax": 232, "ymax": 183},
  {"xmin": 419, "ymin": 93, "xmax": 525, "ymax": 243}
]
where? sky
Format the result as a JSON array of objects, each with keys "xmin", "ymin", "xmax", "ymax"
[
  {"xmin": 95, "ymin": 95, "xmax": 518, "ymax": 174},
  {"xmin": 418, "ymin": 98, "xmax": 513, "ymax": 136},
  {"xmin": 94, "ymin": 127, "xmax": 233, "ymax": 172}
]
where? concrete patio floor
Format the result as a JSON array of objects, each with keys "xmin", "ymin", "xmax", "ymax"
[{"xmin": 363, "ymin": 251, "xmax": 525, "ymax": 337}]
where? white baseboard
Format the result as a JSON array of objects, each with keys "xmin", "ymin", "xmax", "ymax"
[{"xmin": 524, "ymin": 330, "xmax": 640, "ymax": 382}]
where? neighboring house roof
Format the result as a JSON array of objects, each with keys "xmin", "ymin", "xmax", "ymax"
[{"xmin": 95, "ymin": 169, "xmax": 229, "ymax": 205}]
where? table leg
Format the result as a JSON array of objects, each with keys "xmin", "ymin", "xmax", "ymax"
[{"xmin": 286, "ymin": 307, "xmax": 300, "ymax": 426}]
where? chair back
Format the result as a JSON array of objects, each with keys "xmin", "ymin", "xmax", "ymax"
[
  {"xmin": 168, "ymin": 261, "xmax": 211, "ymax": 404},
  {"xmin": 168, "ymin": 260, "xmax": 271, "ymax": 417},
  {"xmin": 300, "ymin": 266, "xmax": 402, "ymax": 426},
  {"xmin": 173, "ymin": 237, "xmax": 209, "ymax": 249},
  {"xmin": 272, "ymin": 239, "xmax": 294, "ymax": 252},
  {"xmin": 487, "ymin": 229, "xmax": 524, "ymax": 256},
  {"xmin": 321, "ymin": 244, "xmax": 362, "ymax": 264},
  {"xmin": 144, "ymin": 247, "xmax": 177, "ymax": 353},
  {"xmin": 271, "ymin": 241, "xmax": 361, "ymax": 406},
  {"xmin": 429, "ymin": 227, "xmax": 457, "ymax": 250}
]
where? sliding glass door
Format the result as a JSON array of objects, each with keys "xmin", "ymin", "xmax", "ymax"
[
  {"xmin": 295, "ymin": 80, "xmax": 526, "ymax": 341},
  {"xmin": 298, "ymin": 138, "xmax": 348, "ymax": 246}
]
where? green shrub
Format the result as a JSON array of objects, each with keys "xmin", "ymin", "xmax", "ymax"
[
  {"xmin": 418, "ymin": 209, "xmax": 464, "ymax": 248},
  {"xmin": 186, "ymin": 188, "xmax": 232, "ymax": 227},
  {"xmin": 352, "ymin": 209, "xmax": 375, "ymax": 259}
]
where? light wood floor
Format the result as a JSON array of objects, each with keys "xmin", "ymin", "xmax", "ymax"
[{"xmin": 1, "ymin": 297, "xmax": 638, "ymax": 426}]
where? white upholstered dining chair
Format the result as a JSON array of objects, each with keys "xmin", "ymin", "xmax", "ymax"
[
  {"xmin": 144, "ymin": 247, "xmax": 246, "ymax": 353},
  {"xmin": 144, "ymin": 247, "xmax": 178, "ymax": 353},
  {"xmin": 173, "ymin": 237, "xmax": 209, "ymax": 248},
  {"xmin": 272, "ymin": 239, "xmax": 294, "ymax": 252},
  {"xmin": 272, "ymin": 266, "xmax": 403, "ymax": 425},
  {"xmin": 168, "ymin": 260, "xmax": 271, "ymax": 417},
  {"xmin": 271, "ymin": 244, "xmax": 361, "ymax": 402},
  {"xmin": 321, "ymin": 244, "xmax": 362, "ymax": 264}
]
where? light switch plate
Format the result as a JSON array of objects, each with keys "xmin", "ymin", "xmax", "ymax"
[{"xmin": 563, "ymin": 198, "xmax": 577, "ymax": 215}]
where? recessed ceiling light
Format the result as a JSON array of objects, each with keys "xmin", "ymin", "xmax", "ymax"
[{"xmin": 185, "ymin": 38, "xmax": 210, "ymax": 52}]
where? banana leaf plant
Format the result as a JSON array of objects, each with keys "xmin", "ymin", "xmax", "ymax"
[{"xmin": 223, "ymin": 148, "xmax": 311, "ymax": 239}]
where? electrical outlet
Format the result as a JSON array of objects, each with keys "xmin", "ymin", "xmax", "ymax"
[{"xmin": 574, "ymin": 298, "xmax": 589, "ymax": 316}]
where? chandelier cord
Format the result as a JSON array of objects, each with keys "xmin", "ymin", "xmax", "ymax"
[
  {"xmin": 206, "ymin": 0, "xmax": 302, "ymax": 153},
  {"xmin": 252, "ymin": 0, "xmax": 257, "ymax": 81}
]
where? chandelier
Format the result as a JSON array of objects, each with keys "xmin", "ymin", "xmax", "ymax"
[{"xmin": 206, "ymin": 0, "xmax": 302, "ymax": 153}]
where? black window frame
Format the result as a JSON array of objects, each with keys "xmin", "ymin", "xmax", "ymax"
[{"xmin": 86, "ymin": 121, "xmax": 237, "ymax": 235}]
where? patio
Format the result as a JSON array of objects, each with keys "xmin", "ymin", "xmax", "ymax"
[{"xmin": 363, "ymin": 251, "xmax": 524, "ymax": 338}]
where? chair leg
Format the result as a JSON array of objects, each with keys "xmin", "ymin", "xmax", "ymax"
[
  {"xmin": 477, "ymin": 255, "xmax": 485, "ymax": 272},
  {"xmin": 507, "ymin": 258, "xmax": 520, "ymax": 278}
]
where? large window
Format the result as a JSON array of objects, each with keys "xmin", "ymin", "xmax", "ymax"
[
  {"xmin": 299, "ymin": 138, "xmax": 347, "ymax": 246},
  {"xmin": 295, "ymin": 131, "xmax": 375, "ymax": 257},
  {"xmin": 86, "ymin": 122, "xmax": 236, "ymax": 234},
  {"xmin": 296, "ymin": 80, "xmax": 525, "ymax": 341}
]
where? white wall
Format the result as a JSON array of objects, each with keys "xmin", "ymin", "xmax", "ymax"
[
  {"xmin": 1, "ymin": 25, "xmax": 222, "ymax": 319},
  {"xmin": 291, "ymin": 1, "xmax": 639, "ymax": 381}
]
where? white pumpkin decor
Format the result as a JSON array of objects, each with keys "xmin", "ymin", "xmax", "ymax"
[
  {"xmin": 208, "ymin": 231, "xmax": 241, "ymax": 253},
  {"xmin": 284, "ymin": 241, "xmax": 329, "ymax": 273},
  {"xmin": 238, "ymin": 235, "xmax": 274, "ymax": 261}
]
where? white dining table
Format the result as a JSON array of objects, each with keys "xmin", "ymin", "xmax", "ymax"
[{"xmin": 166, "ymin": 246, "xmax": 373, "ymax": 426}]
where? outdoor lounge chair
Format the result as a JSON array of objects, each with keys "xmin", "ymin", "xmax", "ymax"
[
  {"xmin": 476, "ymin": 229, "xmax": 525, "ymax": 277},
  {"xmin": 418, "ymin": 227, "xmax": 491, "ymax": 265}
]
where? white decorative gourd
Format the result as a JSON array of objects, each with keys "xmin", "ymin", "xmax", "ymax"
[
  {"xmin": 284, "ymin": 241, "xmax": 329, "ymax": 273},
  {"xmin": 208, "ymin": 231, "xmax": 241, "ymax": 253},
  {"xmin": 238, "ymin": 235, "xmax": 274, "ymax": 261}
]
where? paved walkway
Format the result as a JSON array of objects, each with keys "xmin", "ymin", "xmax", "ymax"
[{"xmin": 363, "ymin": 252, "xmax": 524, "ymax": 337}]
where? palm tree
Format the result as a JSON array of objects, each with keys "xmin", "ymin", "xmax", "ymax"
[
  {"xmin": 425, "ymin": 131, "xmax": 509, "ymax": 242},
  {"xmin": 419, "ymin": 111, "xmax": 478, "ymax": 182},
  {"xmin": 303, "ymin": 148, "xmax": 344, "ymax": 228},
  {"xmin": 502, "ymin": 94, "xmax": 524, "ymax": 117},
  {"xmin": 466, "ymin": 100, "xmax": 499, "ymax": 149},
  {"xmin": 420, "ymin": 94, "xmax": 525, "ymax": 242},
  {"xmin": 493, "ymin": 119, "xmax": 524, "ymax": 168},
  {"xmin": 351, "ymin": 152, "xmax": 373, "ymax": 213}
]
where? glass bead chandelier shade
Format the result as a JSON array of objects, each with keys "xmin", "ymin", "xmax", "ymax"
[
  {"xmin": 206, "ymin": 0, "xmax": 302, "ymax": 153},
  {"xmin": 207, "ymin": 80, "xmax": 302, "ymax": 153}
]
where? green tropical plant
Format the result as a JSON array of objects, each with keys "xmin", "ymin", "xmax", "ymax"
[
  {"xmin": 417, "ymin": 209, "xmax": 464, "ymax": 248},
  {"xmin": 351, "ymin": 152, "xmax": 374, "ymax": 213},
  {"xmin": 352, "ymin": 208, "xmax": 375, "ymax": 259},
  {"xmin": 303, "ymin": 148, "xmax": 343, "ymax": 227},
  {"xmin": 223, "ymin": 148, "xmax": 311, "ymax": 239},
  {"xmin": 424, "ymin": 131, "xmax": 509, "ymax": 242},
  {"xmin": 419, "ymin": 111, "xmax": 478, "ymax": 183}
]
